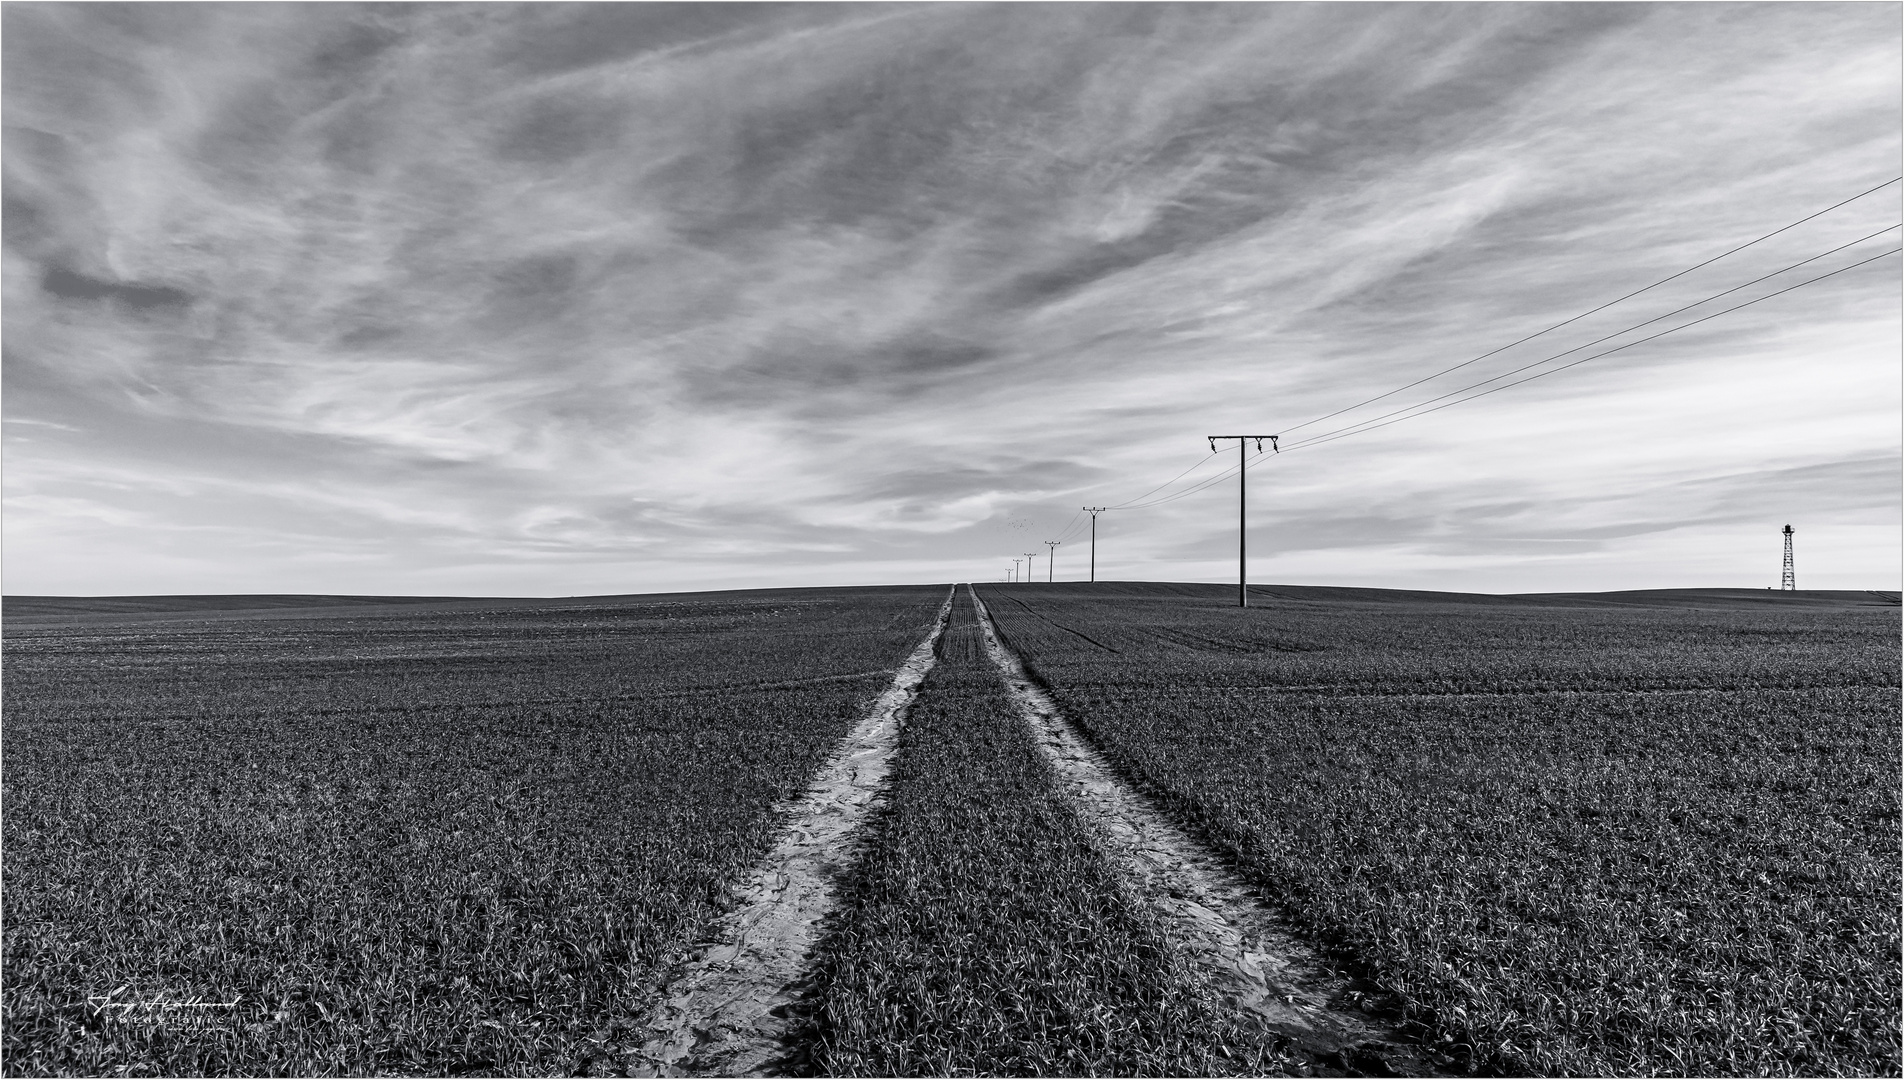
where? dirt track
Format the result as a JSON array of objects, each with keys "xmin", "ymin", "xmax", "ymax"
[
  {"xmin": 633, "ymin": 582, "xmax": 1440, "ymax": 1076},
  {"xmin": 631, "ymin": 588, "xmax": 955, "ymax": 1077},
  {"xmin": 969, "ymin": 584, "xmax": 1441, "ymax": 1075}
]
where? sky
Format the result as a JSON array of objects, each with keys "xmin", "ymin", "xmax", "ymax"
[{"xmin": 4, "ymin": 2, "xmax": 1898, "ymax": 597}]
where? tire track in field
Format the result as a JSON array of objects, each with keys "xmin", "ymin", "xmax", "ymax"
[
  {"xmin": 630, "ymin": 588, "xmax": 956, "ymax": 1077},
  {"xmin": 993, "ymin": 591, "xmax": 1121, "ymax": 652},
  {"xmin": 968, "ymin": 585, "xmax": 1444, "ymax": 1076}
]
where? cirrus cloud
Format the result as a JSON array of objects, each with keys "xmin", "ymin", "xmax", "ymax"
[{"xmin": 4, "ymin": 2, "xmax": 1897, "ymax": 596}]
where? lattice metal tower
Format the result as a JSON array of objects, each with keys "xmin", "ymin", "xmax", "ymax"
[{"xmin": 1781, "ymin": 525, "xmax": 1795, "ymax": 590}]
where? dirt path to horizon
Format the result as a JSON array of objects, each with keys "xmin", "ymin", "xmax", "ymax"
[
  {"xmin": 633, "ymin": 584, "xmax": 1441, "ymax": 1076},
  {"xmin": 631, "ymin": 588, "xmax": 955, "ymax": 1077}
]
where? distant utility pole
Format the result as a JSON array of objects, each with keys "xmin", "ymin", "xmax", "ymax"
[
  {"xmin": 1782, "ymin": 525, "xmax": 1795, "ymax": 590},
  {"xmin": 1082, "ymin": 507, "xmax": 1105, "ymax": 582},
  {"xmin": 1024, "ymin": 552, "xmax": 1039, "ymax": 584},
  {"xmin": 1206, "ymin": 435, "xmax": 1278, "ymax": 608},
  {"xmin": 1045, "ymin": 540, "xmax": 1060, "ymax": 581},
  {"xmin": 1011, "ymin": 559, "xmax": 1021, "ymax": 583}
]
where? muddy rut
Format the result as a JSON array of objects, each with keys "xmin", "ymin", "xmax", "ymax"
[
  {"xmin": 631, "ymin": 588, "xmax": 955, "ymax": 1077},
  {"xmin": 968, "ymin": 585, "xmax": 1440, "ymax": 1075}
]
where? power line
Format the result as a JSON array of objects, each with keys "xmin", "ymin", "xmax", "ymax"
[
  {"xmin": 1000, "ymin": 176, "xmax": 1897, "ymax": 587},
  {"xmin": 1089, "ymin": 178, "xmax": 1901, "ymax": 512},
  {"xmin": 1280, "ymin": 244, "xmax": 1900, "ymax": 452},
  {"xmin": 1261, "ymin": 245, "xmax": 1899, "ymax": 488},
  {"xmin": 1277, "ymin": 175, "xmax": 1902, "ymax": 437},
  {"xmin": 1280, "ymin": 227, "xmax": 1900, "ymax": 449},
  {"xmin": 1102, "ymin": 449, "xmax": 1233, "ymax": 510},
  {"xmin": 1048, "ymin": 507, "xmax": 1089, "ymax": 544},
  {"xmin": 1108, "ymin": 451, "xmax": 1257, "ymax": 510},
  {"xmin": 1108, "ymin": 236, "xmax": 1900, "ymax": 509}
]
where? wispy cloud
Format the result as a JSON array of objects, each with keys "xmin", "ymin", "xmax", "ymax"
[{"xmin": 4, "ymin": 2, "xmax": 1896, "ymax": 595}]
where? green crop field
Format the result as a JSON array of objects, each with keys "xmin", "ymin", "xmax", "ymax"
[
  {"xmin": 2, "ymin": 588, "xmax": 947, "ymax": 1076},
  {"xmin": 5, "ymin": 582, "xmax": 1897, "ymax": 1077},
  {"xmin": 976, "ymin": 582, "xmax": 1902, "ymax": 1077}
]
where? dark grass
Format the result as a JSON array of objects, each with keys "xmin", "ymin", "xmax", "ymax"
[
  {"xmin": 1, "ymin": 594, "xmax": 480, "ymax": 617},
  {"xmin": 2, "ymin": 584, "xmax": 958, "ymax": 623},
  {"xmin": 975, "ymin": 583, "xmax": 1902, "ymax": 1077},
  {"xmin": 993, "ymin": 581, "xmax": 1899, "ymax": 611},
  {"xmin": 798, "ymin": 588, "xmax": 1295, "ymax": 1077},
  {"xmin": 2, "ymin": 586, "xmax": 949, "ymax": 1076}
]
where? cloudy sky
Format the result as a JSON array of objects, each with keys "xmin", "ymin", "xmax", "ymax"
[{"xmin": 4, "ymin": 2, "xmax": 1898, "ymax": 597}]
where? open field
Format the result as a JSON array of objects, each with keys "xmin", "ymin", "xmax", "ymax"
[
  {"xmin": 2, "ymin": 587, "xmax": 948, "ymax": 1075},
  {"xmin": 5, "ymin": 581, "xmax": 1897, "ymax": 1076},
  {"xmin": 976, "ymin": 582, "xmax": 1902, "ymax": 1076}
]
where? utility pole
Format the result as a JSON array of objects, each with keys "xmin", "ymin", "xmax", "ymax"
[
  {"xmin": 1011, "ymin": 559, "xmax": 1020, "ymax": 583},
  {"xmin": 1206, "ymin": 435, "xmax": 1278, "ymax": 608},
  {"xmin": 1782, "ymin": 525, "xmax": 1795, "ymax": 590},
  {"xmin": 1045, "ymin": 540, "xmax": 1060, "ymax": 581},
  {"xmin": 1082, "ymin": 507, "xmax": 1105, "ymax": 582},
  {"xmin": 1024, "ymin": 552, "xmax": 1038, "ymax": 584}
]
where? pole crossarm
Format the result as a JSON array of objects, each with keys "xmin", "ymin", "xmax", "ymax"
[{"xmin": 1206, "ymin": 435, "xmax": 1279, "ymax": 453}]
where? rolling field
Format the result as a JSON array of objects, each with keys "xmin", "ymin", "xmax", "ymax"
[
  {"xmin": 5, "ymin": 581, "xmax": 1897, "ymax": 1077},
  {"xmin": 2, "ymin": 588, "xmax": 948, "ymax": 1075},
  {"xmin": 976, "ymin": 583, "xmax": 1902, "ymax": 1076}
]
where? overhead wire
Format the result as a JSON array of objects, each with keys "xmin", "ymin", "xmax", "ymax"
[
  {"xmin": 1110, "ymin": 442, "xmax": 1275, "ymax": 510},
  {"xmin": 1281, "ymin": 223, "xmax": 1901, "ymax": 449},
  {"xmin": 1017, "ymin": 175, "xmax": 1901, "ymax": 546},
  {"xmin": 1105, "ymin": 227, "xmax": 1901, "ymax": 509},
  {"xmin": 1086, "ymin": 178, "xmax": 1901, "ymax": 513},
  {"xmin": 1276, "ymin": 176, "xmax": 1902, "ymax": 437},
  {"xmin": 1101, "ymin": 446, "xmax": 1236, "ymax": 509},
  {"xmin": 1047, "ymin": 507, "xmax": 1089, "ymax": 545},
  {"xmin": 1280, "ymin": 243, "xmax": 1901, "ymax": 453}
]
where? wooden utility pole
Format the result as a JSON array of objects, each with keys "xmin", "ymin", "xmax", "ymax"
[
  {"xmin": 1023, "ymin": 552, "xmax": 1038, "ymax": 584},
  {"xmin": 1045, "ymin": 540, "xmax": 1060, "ymax": 581},
  {"xmin": 1205, "ymin": 435, "xmax": 1277, "ymax": 607},
  {"xmin": 1082, "ymin": 507, "xmax": 1105, "ymax": 582}
]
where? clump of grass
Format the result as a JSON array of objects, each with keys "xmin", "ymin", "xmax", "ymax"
[
  {"xmin": 981, "ymin": 586, "xmax": 1902, "ymax": 1076},
  {"xmin": 801, "ymin": 591, "xmax": 1292, "ymax": 1077}
]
